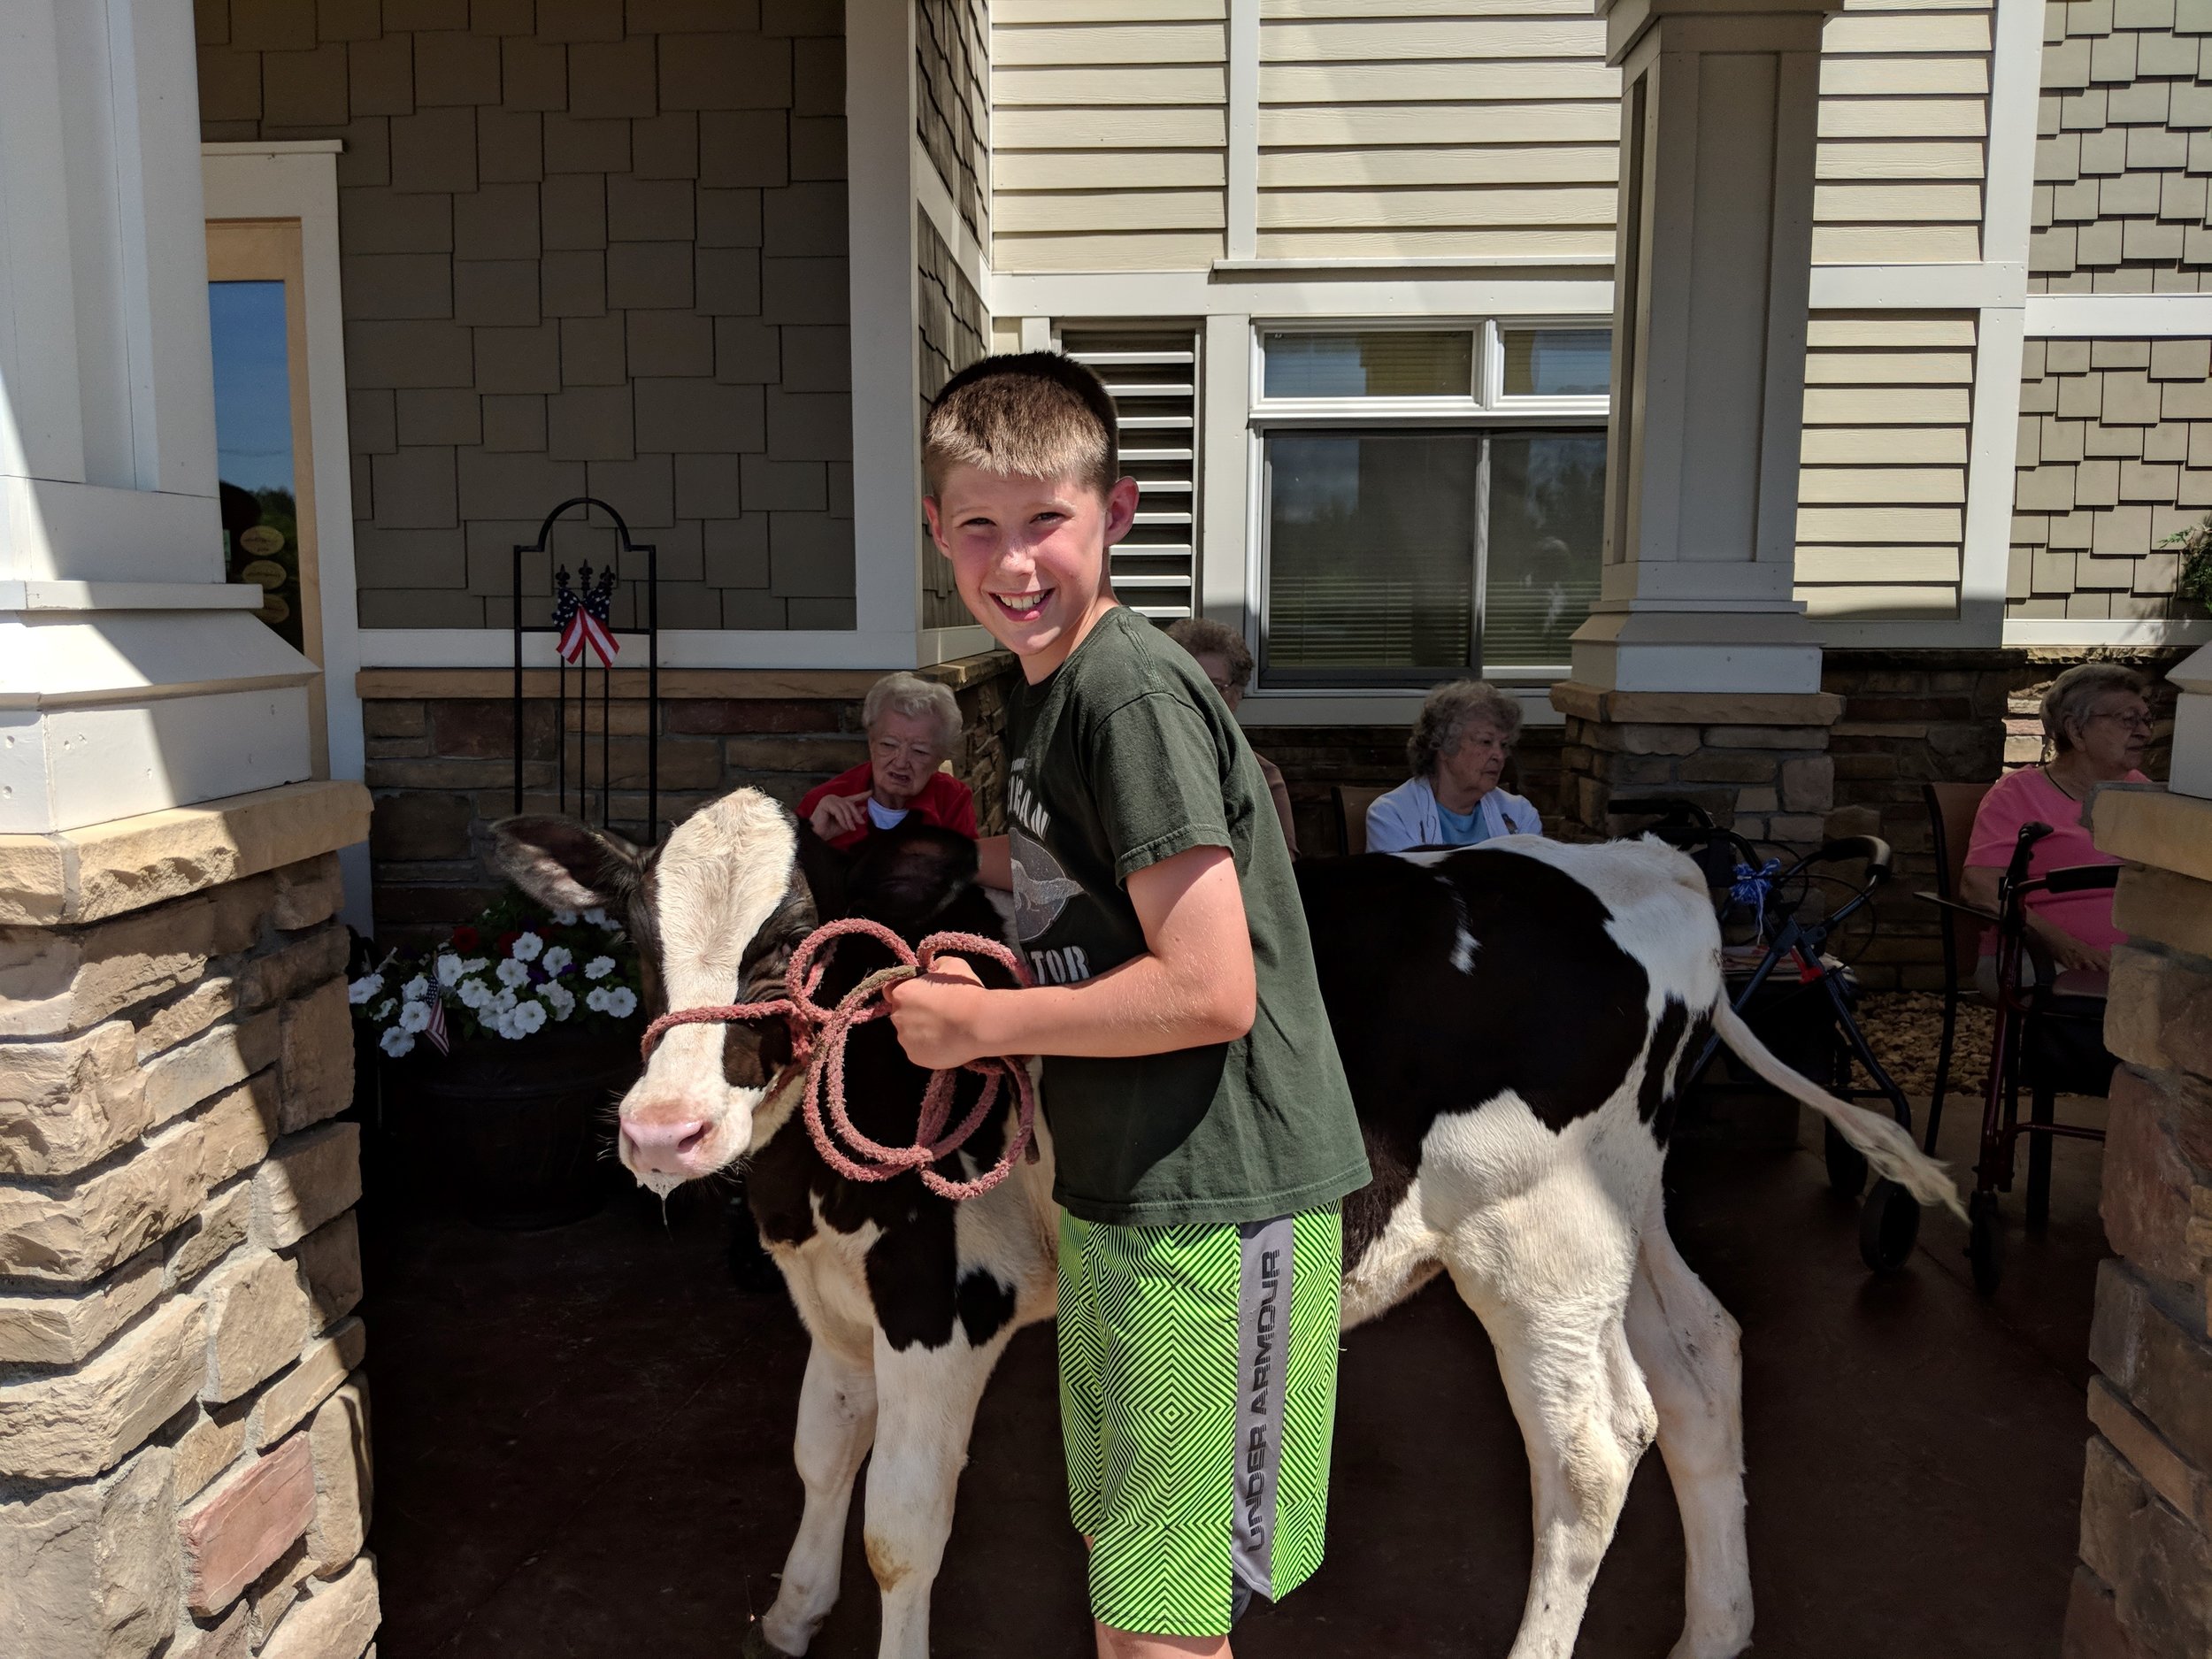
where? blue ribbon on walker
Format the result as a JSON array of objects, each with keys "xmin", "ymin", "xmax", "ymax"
[{"xmin": 1729, "ymin": 858, "xmax": 1783, "ymax": 940}]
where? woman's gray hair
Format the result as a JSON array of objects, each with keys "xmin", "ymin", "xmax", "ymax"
[
  {"xmin": 1163, "ymin": 617, "xmax": 1254, "ymax": 690},
  {"xmin": 862, "ymin": 672, "xmax": 962, "ymax": 753},
  {"xmin": 1408, "ymin": 680, "xmax": 1523, "ymax": 779},
  {"xmin": 2040, "ymin": 661, "xmax": 2147, "ymax": 754}
]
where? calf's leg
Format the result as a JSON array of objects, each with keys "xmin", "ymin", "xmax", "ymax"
[
  {"xmin": 1444, "ymin": 1194, "xmax": 1656, "ymax": 1659},
  {"xmin": 864, "ymin": 1325, "xmax": 1012, "ymax": 1659},
  {"xmin": 753, "ymin": 1341, "xmax": 879, "ymax": 1657},
  {"xmin": 1626, "ymin": 1209, "xmax": 1751, "ymax": 1659}
]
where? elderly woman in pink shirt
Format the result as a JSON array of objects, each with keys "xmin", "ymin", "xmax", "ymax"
[{"xmin": 1962, "ymin": 662, "xmax": 2153, "ymax": 992}]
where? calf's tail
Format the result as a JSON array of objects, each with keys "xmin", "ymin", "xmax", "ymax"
[{"xmin": 1709, "ymin": 1003, "xmax": 1966, "ymax": 1220}]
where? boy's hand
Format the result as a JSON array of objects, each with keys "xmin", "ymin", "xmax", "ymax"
[
  {"xmin": 810, "ymin": 792, "xmax": 869, "ymax": 841},
  {"xmin": 886, "ymin": 956, "xmax": 993, "ymax": 1069}
]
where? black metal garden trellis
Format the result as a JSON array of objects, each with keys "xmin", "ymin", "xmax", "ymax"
[{"xmin": 510, "ymin": 496, "xmax": 660, "ymax": 839}]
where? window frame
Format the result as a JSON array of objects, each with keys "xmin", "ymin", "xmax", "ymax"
[{"xmin": 1247, "ymin": 318, "xmax": 1611, "ymax": 691}]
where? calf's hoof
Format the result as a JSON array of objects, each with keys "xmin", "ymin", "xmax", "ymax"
[{"xmin": 741, "ymin": 1624, "xmax": 803, "ymax": 1659}]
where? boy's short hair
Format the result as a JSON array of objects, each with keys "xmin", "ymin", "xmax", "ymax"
[{"xmin": 923, "ymin": 351, "xmax": 1120, "ymax": 497}]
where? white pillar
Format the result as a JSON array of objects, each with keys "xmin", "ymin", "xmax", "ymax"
[
  {"xmin": 1570, "ymin": 0, "xmax": 1842, "ymax": 695},
  {"xmin": 0, "ymin": 0, "xmax": 315, "ymax": 833}
]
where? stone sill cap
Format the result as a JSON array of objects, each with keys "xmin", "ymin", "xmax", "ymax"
[
  {"xmin": 2094, "ymin": 783, "xmax": 2212, "ymax": 887},
  {"xmin": 1550, "ymin": 681, "xmax": 1846, "ymax": 726},
  {"xmin": 0, "ymin": 780, "xmax": 371, "ymax": 929}
]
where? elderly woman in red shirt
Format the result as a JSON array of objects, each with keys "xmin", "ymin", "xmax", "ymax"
[
  {"xmin": 800, "ymin": 672, "xmax": 978, "ymax": 849},
  {"xmin": 1962, "ymin": 661, "xmax": 2153, "ymax": 995}
]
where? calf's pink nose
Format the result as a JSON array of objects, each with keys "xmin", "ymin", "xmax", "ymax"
[{"xmin": 622, "ymin": 1118, "xmax": 710, "ymax": 1174}]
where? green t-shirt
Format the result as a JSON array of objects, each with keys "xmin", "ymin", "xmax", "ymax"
[{"xmin": 1005, "ymin": 605, "xmax": 1371, "ymax": 1228}]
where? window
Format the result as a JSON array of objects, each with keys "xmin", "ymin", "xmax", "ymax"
[
  {"xmin": 1500, "ymin": 328, "xmax": 1611, "ymax": 398},
  {"xmin": 1255, "ymin": 326, "xmax": 1609, "ymax": 688}
]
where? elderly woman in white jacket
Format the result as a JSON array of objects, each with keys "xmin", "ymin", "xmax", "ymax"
[{"xmin": 1366, "ymin": 680, "xmax": 1544, "ymax": 854}]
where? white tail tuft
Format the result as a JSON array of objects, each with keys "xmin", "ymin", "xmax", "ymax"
[{"xmin": 1710, "ymin": 1004, "xmax": 1966, "ymax": 1221}]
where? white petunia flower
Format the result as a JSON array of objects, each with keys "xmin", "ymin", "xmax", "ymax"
[
  {"xmin": 496, "ymin": 957, "xmax": 531, "ymax": 988},
  {"xmin": 462, "ymin": 956, "xmax": 490, "ymax": 974},
  {"xmin": 348, "ymin": 972, "xmax": 385, "ymax": 1006},
  {"xmin": 551, "ymin": 909, "xmax": 579, "ymax": 926},
  {"xmin": 373, "ymin": 999, "xmax": 396, "ymax": 1023},
  {"xmin": 541, "ymin": 945, "xmax": 572, "ymax": 976},
  {"xmin": 398, "ymin": 1001, "xmax": 432, "ymax": 1034},
  {"xmin": 400, "ymin": 975, "xmax": 430, "ymax": 1002},
  {"xmin": 600, "ymin": 986, "xmax": 638, "ymax": 1020},
  {"xmin": 583, "ymin": 907, "xmax": 610, "ymax": 928},
  {"xmin": 457, "ymin": 978, "xmax": 493, "ymax": 1010},
  {"xmin": 379, "ymin": 1026, "xmax": 416, "ymax": 1057},
  {"xmin": 491, "ymin": 987, "xmax": 518, "ymax": 1016},
  {"xmin": 435, "ymin": 953, "xmax": 465, "ymax": 987},
  {"xmin": 509, "ymin": 999, "xmax": 548, "ymax": 1036},
  {"xmin": 511, "ymin": 932, "xmax": 544, "ymax": 962},
  {"xmin": 584, "ymin": 986, "xmax": 611, "ymax": 1014},
  {"xmin": 542, "ymin": 982, "xmax": 576, "ymax": 1020},
  {"xmin": 583, "ymin": 956, "xmax": 616, "ymax": 981}
]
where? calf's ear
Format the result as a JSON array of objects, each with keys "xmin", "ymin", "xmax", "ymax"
[{"xmin": 489, "ymin": 816, "xmax": 647, "ymax": 910}]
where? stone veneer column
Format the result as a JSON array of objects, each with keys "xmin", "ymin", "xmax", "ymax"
[
  {"xmin": 1, "ymin": 780, "xmax": 377, "ymax": 1659},
  {"xmin": 1555, "ymin": 0, "xmax": 1842, "ymax": 842},
  {"xmin": 2065, "ymin": 771, "xmax": 2212, "ymax": 1655}
]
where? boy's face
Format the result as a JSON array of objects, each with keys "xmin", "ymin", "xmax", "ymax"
[{"xmin": 926, "ymin": 465, "xmax": 1139, "ymax": 681}]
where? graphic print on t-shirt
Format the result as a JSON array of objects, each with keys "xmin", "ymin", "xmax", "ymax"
[{"xmin": 1009, "ymin": 758, "xmax": 1090, "ymax": 984}]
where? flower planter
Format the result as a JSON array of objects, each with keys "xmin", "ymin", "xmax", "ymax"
[{"xmin": 406, "ymin": 1027, "xmax": 641, "ymax": 1230}]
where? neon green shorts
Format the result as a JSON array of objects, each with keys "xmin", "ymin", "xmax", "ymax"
[{"xmin": 1056, "ymin": 1206, "xmax": 1343, "ymax": 1638}]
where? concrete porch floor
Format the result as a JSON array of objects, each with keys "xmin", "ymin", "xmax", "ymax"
[{"xmin": 358, "ymin": 1091, "xmax": 2107, "ymax": 1658}]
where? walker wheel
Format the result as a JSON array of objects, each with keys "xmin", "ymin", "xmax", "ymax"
[
  {"xmin": 1824, "ymin": 1124, "xmax": 1869, "ymax": 1198},
  {"xmin": 1967, "ymin": 1191, "xmax": 2004, "ymax": 1295},
  {"xmin": 1858, "ymin": 1179, "xmax": 1921, "ymax": 1274}
]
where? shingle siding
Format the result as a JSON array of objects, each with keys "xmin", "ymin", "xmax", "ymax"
[
  {"xmin": 197, "ymin": 0, "xmax": 853, "ymax": 632},
  {"xmin": 2008, "ymin": 338, "xmax": 2212, "ymax": 617},
  {"xmin": 2032, "ymin": 0, "xmax": 2212, "ymax": 291}
]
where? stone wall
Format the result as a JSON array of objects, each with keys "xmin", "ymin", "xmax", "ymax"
[
  {"xmin": 2066, "ymin": 787, "xmax": 2212, "ymax": 1657},
  {"xmin": 363, "ymin": 656, "xmax": 1015, "ymax": 946},
  {"xmin": 195, "ymin": 0, "xmax": 856, "ymax": 631},
  {"xmin": 0, "ymin": 783, "xmax": 378, "ymax": 1659},
  {"xmin": 1551, "ymin": 687, "xmax": 1847, "ymax": 855}
]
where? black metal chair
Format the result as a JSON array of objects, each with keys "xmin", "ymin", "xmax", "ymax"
[
  {"xmin": 1921, "ymin": 820, "xmax": 2116, "ymax": 1293},
  {"xmin": 1914, "ymin": 780, "xmax": 1994, "ymax": 1154}
]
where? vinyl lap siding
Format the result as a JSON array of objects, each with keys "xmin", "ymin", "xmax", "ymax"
[
  {"xmin": 992, "ymin": 0, "xmax": 1230, "ymax": 272},
  {"xmin": 1794, "ymin": 312, "xmax": 1977, "ymax": 618},
  {"xmin": 1256, "ymin": 0, "xmax": 1617, "ymax": 261},
  {"xmin": 1815, "ymin": 0, "xmax": 1993, "ymax": 264}
]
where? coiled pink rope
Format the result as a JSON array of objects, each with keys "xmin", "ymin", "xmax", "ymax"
[{"xmin": 638, "ymin": 917, "xmax": 1038, "ymax": 1201}]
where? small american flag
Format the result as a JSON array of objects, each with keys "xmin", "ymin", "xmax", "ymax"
[
  {"xmin": 423, "ymin": 995, "xmax": 451, "ymax": 1056},
  {"xmin": 553, "ymin": 564, "xmax": 620, "ymax": 668}
]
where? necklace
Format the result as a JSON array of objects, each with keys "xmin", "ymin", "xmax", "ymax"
[{"xmin": 2043, "ymin": 764, "xmax": 2086, "ymax": 803}]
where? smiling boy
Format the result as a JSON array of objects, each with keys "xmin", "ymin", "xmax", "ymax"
[{"xmin": 885, "ymin": 353, "xmax": 1369, "ymax": 1658}]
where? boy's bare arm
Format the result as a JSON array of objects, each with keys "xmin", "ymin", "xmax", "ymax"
[{"xmin": 886, "ymin": 844, "xmax": 1255, "ymax": 1067}]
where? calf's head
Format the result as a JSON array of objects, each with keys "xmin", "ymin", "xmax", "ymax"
[{"xmin": 492, "ymin": 788, "xmax": 813, "ymax": 1195}]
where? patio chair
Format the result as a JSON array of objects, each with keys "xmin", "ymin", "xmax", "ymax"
[
  {"xmin": 1334, "ymin": 784, "xmax": 1390, "ymax": 856},
  {"xmin": 1914, "ymin": 780, "xmax": 1994, "ymax": 1155},
  {"xmin": 1925, "ymin": 820, "xmax": 2116, "ymax": 1293}
]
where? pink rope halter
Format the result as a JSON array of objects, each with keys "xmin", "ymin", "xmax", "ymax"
[{"xmin": 638, "ymin": 916, "xmax": 1039, "ymax": 1202}]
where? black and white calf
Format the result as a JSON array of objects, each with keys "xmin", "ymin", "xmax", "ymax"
[{"xmin": 494, "ymin": 788, "xmax": 1955, "ymax": 1659}]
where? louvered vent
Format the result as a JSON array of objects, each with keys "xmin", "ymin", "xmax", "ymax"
[{"xmin": 1060, "ymin": 326, "xmax": 1200, "ymax": 621}]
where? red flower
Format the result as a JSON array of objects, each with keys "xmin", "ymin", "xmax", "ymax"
[
  {"xmin": 496, "ymin": 930, "xmax": 521, "ymax": 956},
  {"xmin": 450, "ymin": 925, "xmax": 480, "ymax": 951}
]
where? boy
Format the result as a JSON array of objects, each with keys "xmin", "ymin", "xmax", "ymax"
[{"xmin": 886, "ymin": 354, "xmax": 1370, "ymax": 1659}]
